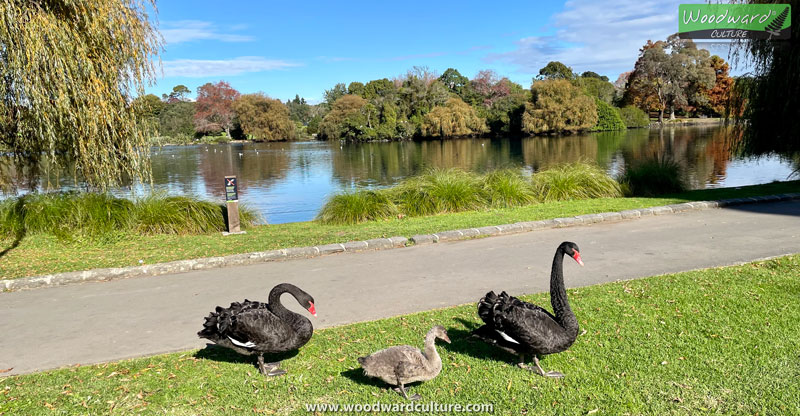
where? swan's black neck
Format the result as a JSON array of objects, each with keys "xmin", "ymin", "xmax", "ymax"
[
  {"xmin": 268, "ymin": 283, "xmax": 305, "ymax": 319},
  {"xmin": 551, "ymin": 248, "xmax": 579, "ymax": 335}
]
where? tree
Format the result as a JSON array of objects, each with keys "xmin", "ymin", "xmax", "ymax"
[
  {"xmin": 575, "ymin": 77, "xmax": 616, "ymax": 103},
  {"xmin": 233, "ymin": 93, "xmax": 295, "ymax": 141},
  {"xmin": 363, "ymin": 78, "xmax": 397, "ymax": 101},
  {"xmin": 729, "ymin": 0, "xmax": 798, "ymax": 155},
  {"xmin": 135, "ymin": 94, "xmax": 166, "ymax": 119},
  {"xmin": 162, "ymin": 85, "xmax": 191, "ymax": 103},
  {"xmin": 438, "ymin": 68, "xmax": 469, "ymax": 96},
  {"xmin": 592, "ymin": 99, "xmax": 626, "ymax": 131},
  {"xmin": 286, "ymin": 95, "xmax": 312, "ymax": 124},
  {"xmin": 581, "ymin": 71, "xmax": 609, "ymax": 82},
  {"xmin": 538, "ymin": 61, "xmax": 574, "ymax": 80},
  {"xmin": 469, "ymin": 70, "xmax": 514, "ymax": 108},
  {"xmin": 522, "ymin": 79, "xmax": 597, "ymax": 134},
  {"xmin": 158, "ymin": 101, "xmax": 196, "ymax": 140},
  {"xmin": 323, "ymin": 83, "xmax": 348, "ymax": 109},
  {"xmin": 421, "ymin": 97, "xmax": 487, "ymax": 137},
  {"xmin": 194, "ymin": 81, "xmax": 240, "ymax": 139},
  {"xmin": 0, "ymin": 0, "xmax": 161, "ymax": 191},
  {"xmin": 318, "ymin": 95, "xmax": 367, "ymax": 140},
  {"xmin": 347, "ymin": 82, "xmax": 366, "ymax": 97},
  {"xmin": 623, "ymin": 37, "xmax": 714, "ymax": 122},
  {"xmin": 700, "ymin": 56, "xmax": 734, "ymax": 116}
]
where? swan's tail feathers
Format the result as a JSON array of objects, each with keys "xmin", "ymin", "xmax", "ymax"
[
  {"xmin": 477, "ymin": 291, "xmax": 499, "ymax": 324},
  {"xmin": 198, "ymin": 311, "xmax": 222, "ymax": 342}
]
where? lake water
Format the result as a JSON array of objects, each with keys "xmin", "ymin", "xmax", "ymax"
[{"xmin": 10, "ymin": 125, "xmax": 798, "ymax": 224}]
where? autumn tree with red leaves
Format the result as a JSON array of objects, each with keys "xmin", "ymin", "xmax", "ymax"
[
  {"xmin": 194, "ymin": 81, "xmax": 240, "ymax": 139},
  {"xmin": 701, "ymin": 55, "xmax": 735, "ymax": 117}
]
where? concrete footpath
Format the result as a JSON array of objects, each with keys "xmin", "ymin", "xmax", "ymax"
[{"xmin": 1, "ymin": 201, "xmax": 799, "ymax": 376}]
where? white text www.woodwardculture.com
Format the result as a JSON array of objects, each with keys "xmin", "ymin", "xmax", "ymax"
[{"xmin": 304, "ymin": 402, "xmax": 493, "ymax": 413}]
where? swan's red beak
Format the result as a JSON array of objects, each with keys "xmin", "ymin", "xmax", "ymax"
[
  {"xmin": 572, "ymin": 251, "xmax": 584, "ymax": 266},
  {"xmin": 308, "ymin": 302, "xmax": 317, "ymax": 317}
]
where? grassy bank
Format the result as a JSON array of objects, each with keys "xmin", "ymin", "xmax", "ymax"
[
  {"xmin": 0, "ymin": 180, "xmax": 797, "ymax": 280},
  {"xmin": 3, "ymin": 255, "xmax": 799, "ymax": 415}
]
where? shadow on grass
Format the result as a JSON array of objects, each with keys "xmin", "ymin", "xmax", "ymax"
[
  {"xmin": 0, "ymin": 197, "xmax": 27, "ymax": 259},
  {"xmin": 340, "ymin": 367, "xmax": 390, "ymax": 389},
  {"xmin": 194, "ymin": 344, "xmax": 299, "ymax": 370}
]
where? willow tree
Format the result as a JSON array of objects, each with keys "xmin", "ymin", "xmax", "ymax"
[
  {"xmin": 421, "ymin": 97, "xmax": 487, "ymax": 137},
  {"xmin": 233, "ymin": 93, "xmax": 296, "ymax": 141},
  {"xmin": 0, "ymin": 0, "xmax": 161, "ymax": 191}
]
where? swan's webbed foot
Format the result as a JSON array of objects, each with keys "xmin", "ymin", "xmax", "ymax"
[
  {"xmin": 529, "ymin": 356, "xmax": 565, "ymax": 378},
  {"xmin": 393, "ymin": 385, "xmax": 419, "ymax": 401},
  {"xmin": 256, "ymin": 356, "xmax": 286, "ymax": 377},
  {"xmin": 543, "ymin": 370, "xmax": 565, "ymax": 378}
]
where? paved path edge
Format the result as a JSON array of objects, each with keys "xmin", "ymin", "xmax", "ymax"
[{"xmin": 3, "ymin": 193, "xmax": 799, "ymax": 292}]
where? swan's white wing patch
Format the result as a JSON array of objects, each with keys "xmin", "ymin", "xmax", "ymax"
[
  {"xmin": 495, "ymin": 330, "xmax": 520, "ymax": 344},
  {"xmin": 228, "ymin": 336, "xmax": 256, "ymax": 348}
]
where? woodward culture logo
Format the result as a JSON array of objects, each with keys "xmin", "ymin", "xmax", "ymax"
[{"xmin": 679, "ymin": 4, "xmax": 791, "ymax": 40}]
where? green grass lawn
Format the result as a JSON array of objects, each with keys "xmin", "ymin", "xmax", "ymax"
[
  {"xmin": 1, "ymin": 180, "xmax": 798, "ymax": 280},
  {"xmin": 2, "ymin": 255, "xmax": 799, "ymax": 415}
]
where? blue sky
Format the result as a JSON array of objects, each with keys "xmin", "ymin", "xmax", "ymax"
[{"xmin": 147, "ymin": 0, "xmax": 734, "ymax": 103}]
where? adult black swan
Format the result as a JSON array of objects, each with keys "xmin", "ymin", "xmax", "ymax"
[
  {"xmin": 198, "ymin": 283, "xmax": 316, "ymax": 376},
  {"xmin": 472, "ymin": 241, "xmax": 583, "ymax": 378}
]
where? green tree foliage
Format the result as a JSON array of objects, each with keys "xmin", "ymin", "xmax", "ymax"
[
  {"xmin": 323, "ymin": 83, "xmax": 348, "ymax": 109},
  {"xmin": 0, "ymin": 0, "xmax": 161, "ymax": 191},
  {"xmin": 439, "ymin": 68, "xmax": 469, "ymax": 96},
  {"xmin": 233, "ymin": 93, "xmax": 296, "ymax": 141},
  {"xmin": 134, "ymin": 94, "xmax": 166, "ymax": 120},
  {"xmin": 575, "ymin": 77, "xmax": 616, "ymax": 103},
  {"xmin": 581, "ymin": 71, "xmax": 610, "ymax": 82},
  {"xmin": 363, "ymin": 79, "xmax": 397, "ymax": 101},
  {"xmin": 538, "ymin": 61, "xmax": 575, "ymax": 80},
  {"xmin": 194, "ymin": 81, "xmax": 240, "ymax": 139},
  {"xmin": 318, "ymin": 95, "xmax": 368, "ymax": 140},
  {"xmin": 347, "ymin": 82, "xmax": 366, "ymax": 97},
  {"xmin": 162, "ymin": 85, "xmax": 191, "ymax": 103},
  {"xmin": 618, "ymin": 105, "xmax": 650, "ymax": 128},
  {"xmin": 522, "ymin": 80, "xmax": 597, "ymax": 134},
  {"xmin": 592, "ymin": 99, "xmax": 626, "ymax": 131},
  {"xmin": 421, "ymin": 98, "xmax": 487, "ymax": 137},
  {"xmin": 482, "ymin": 92, "xmax": 528, "ymax": 136},
  {"xmin": 730, "ymin": 0, "xmax": 799, "ymax": 155},
  {"xmin": 397, "ymin": 67, "xmax": 450, "ymax": 119},
  {"xmin": 286, "ymin": 95, "xmax": 312, "ymax": 124},
  {"xmin": 158, "ymin": 102, "xmax": 196, "ymax": 140}
]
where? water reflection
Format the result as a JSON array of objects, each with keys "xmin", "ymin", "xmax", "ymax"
[{"xmin": 1, "ymin": 126, "xmax": 796, "ymax": 224}]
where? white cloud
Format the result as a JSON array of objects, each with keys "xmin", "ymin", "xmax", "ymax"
[
  {"xmin": 163, "ymin": 57, "xmax": 301, "ymax": 77},
  {"xmin": 487, "ymin": 0, "xmax": 707, "ymax": 78},
  {"xmin": 160, "ymin": 20, "xmax": 254, "ymax": 44}
]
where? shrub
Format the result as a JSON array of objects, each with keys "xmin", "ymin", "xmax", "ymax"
[
  {"xmin": 315, "ymin": 191, "xmax": 398, "ymax": 225},
  {"xmin": 522, "ymin": 80, "xmax": 598, "ymax": 134},
  {"xmin": 420, "ymin": 97, "xmax": 487, "ymax": 137},
  {"xmin": 482, "ymin": 169, "xmax": 536, "ymax": 207},
  {"xmin": 592, "ymin": 99, "xmax": 626, "ymax": 131},
  {"xmin": 0, "ymin": 191, "xmax": 258, "ymax": 239},
  {"xmin": 531, "ymin": 162, "xmax": 622, "ymax": 202},
  {"xmin": 620, "ymin": 157, "xmax": 687, "ymax": 196},
  {"xmin": 618, "ymin": 105, "xmax": 650, "ymax": 128},
  {"xmin": 390, "ymin": 169, "xmax": 485, "ymax": 216}
]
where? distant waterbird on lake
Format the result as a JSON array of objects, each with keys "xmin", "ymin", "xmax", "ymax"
[
  {"xmin": 198, "ymin": 283, "xmax": 316, "ymax": 376},
  {"xmin": 472, "ymin": 241, "xmax": 583, "ymax": 378}
]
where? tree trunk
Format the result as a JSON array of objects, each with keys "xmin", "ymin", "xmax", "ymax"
[
  {"xmin": 669, "ymin": 108, "xmax": 675, "ymax": 120},
  {"xmin": 225, "ymin": 127, "xmax": 231, "ymax": 140},
  {"xmin": 659, "ymin": 109, "xmax": 664, "ymax": 124}
]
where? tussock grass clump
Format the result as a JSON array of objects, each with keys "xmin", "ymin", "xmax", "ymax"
[
  {"xmin": 0, "ymin": 191, "xmax": 258, "ymax": 239},
  {"xmin": 481, "ymin": 169, "xmax": 536, "ymax": 207},
  {"xmin": 391, "ymin": 169, "xmax": 485, "ymax": 216},
  {"xmin": 531, "ymin": 162, "xmax": 622, "ymax": 202},
  {"xmin": 316, "ymin": 191, "xmax": 398, "ymax": 225},
  {"xmin": 317, "ymin": 163, "xmax": 624, "ymax": 224},
  {"xmin": 620, "ymin": 157, "xmax": 687, "ymax": 196}
]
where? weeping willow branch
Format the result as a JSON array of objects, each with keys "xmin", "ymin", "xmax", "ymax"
[{"xmin": 0, "ymin": 0, "xmax": 162, "ymax": 191}]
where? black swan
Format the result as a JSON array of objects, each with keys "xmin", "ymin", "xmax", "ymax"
[
  {"xmin": 198, "ymin": 283, "xmax": 316, "ymax": 376},
  {"xmin": 472, "ymin": 241, "xmax": 583, "ymax": 378},
  {"xmin": 358, "ymin": 325, "xmax": 450, "ymax": 401}
]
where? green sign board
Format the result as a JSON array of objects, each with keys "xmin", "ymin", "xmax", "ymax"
[{"xmin": 679, "ymin": 4, "xmax": 791, "ymax": 40}]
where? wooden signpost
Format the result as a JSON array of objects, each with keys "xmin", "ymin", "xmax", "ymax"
[{"xmin": 223, "ymin": 175, "xmax": 244, "ymax": 235}]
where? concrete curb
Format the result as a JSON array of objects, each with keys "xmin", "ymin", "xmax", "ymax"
[{"xmin": 3, "ymin": 193, "xmax": 799, "ymax": 292}]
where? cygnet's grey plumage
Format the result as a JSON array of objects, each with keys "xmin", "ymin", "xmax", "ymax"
[{"xmin": 358, "ymin": 325, "xmax": 450, "ymax": 400}]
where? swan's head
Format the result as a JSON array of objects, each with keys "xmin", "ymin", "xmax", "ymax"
[
  {"xmin": 431, "ymin": 325, "xmax": 451, "ymax": 344},
  {"xmin": 560, "ymin": 241, "xmax": 583, "ymax": 266}
]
